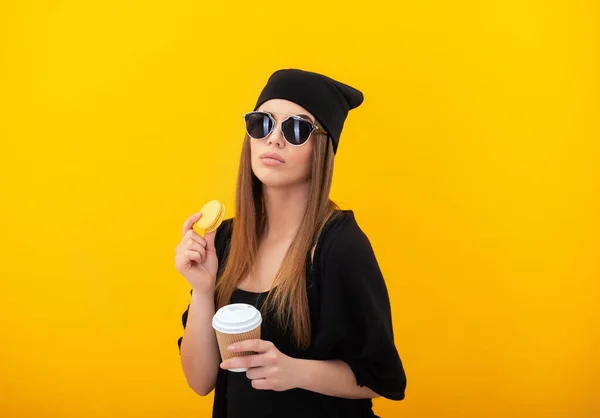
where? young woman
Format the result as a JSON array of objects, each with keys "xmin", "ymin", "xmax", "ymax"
[{"xmin": 176, "ymin": 69, "xmax": 406, "ymax": 418}]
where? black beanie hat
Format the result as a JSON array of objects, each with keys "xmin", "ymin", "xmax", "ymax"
[{"xmin": 253, "ymin": 69, "xmax": 364, "ymax": 154}]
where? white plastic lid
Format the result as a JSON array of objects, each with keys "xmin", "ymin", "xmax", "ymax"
[{"xmin": 212, "ymin": 303, "xmax": 262, "ymax": 334}]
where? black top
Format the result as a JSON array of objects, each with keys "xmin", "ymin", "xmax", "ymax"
[{"xmin": 178, "ymin": 210, "xmax": 406, "ymax": 418}]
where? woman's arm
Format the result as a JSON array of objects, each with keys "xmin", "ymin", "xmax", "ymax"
[
  {"xmin": 179, "ymin": 289, "xmax": 220, "ymax": 396},
  {"xmin": 311, "ymin": 213, "xmax": 407, "ymax": 401},
  {"xmin": 295, "ymin": 358, "xmax": 380, "ymax": 399},
  {"xmin": 220, "ymin": 339, "xmax": 379, "ymax": 399}
]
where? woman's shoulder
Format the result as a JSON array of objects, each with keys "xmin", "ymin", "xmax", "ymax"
[
  {"xmin": 313, "ymin": 209, "xmax": 385, "ymax": 292},
  {"xmin": 315, "ymin": 209, "xmax": 373, "ymax": 261},
  {"xmin": 321, "ymin": 209, "xmax": 361, "ymax": 234}
]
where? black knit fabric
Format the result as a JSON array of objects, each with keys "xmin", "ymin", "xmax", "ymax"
[{"xmin": 253, "ymin": 69, "xmax": 364, "ymax": 153}]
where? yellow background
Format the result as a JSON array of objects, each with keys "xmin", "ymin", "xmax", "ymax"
[{"xmin": 1, "ymin": 1, "xmax": 598, "ymax": 417}]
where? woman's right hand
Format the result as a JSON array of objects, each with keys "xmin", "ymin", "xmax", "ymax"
[{"xmin": 175, "ymin": 212, "xmax": 219, "ymax": 295}]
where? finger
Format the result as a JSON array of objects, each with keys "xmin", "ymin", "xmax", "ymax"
[
  {"xmin": 174, "ymin": 253, "xmax": 186, "ymax": 268},
  {"xmin": 183, "ymin": 229, "xmax": 207, "ymax": 247},
  {"xmin": 245, "ymin": 365, "xmax": 272, "ymax": 380},
  {"xmin": 251, "ymin": 379, "xmax": 270, "ymax": 390},
  {"xmin": 175, "ymin": 238, "xmax": 205, "ymax": 257},
  {"xmin": 185, "ymin": 249, "xmax": 203, "ymax": 262},
  {"xmin": 182, "ymin": 212, "xmax": 202, "ymax": 237},
  {"xmin": 191, "ymin": 245, "xmax": 206, "ymax": 263},
  {"xmin": 220, "ymin": 354, "xmax": 268, "ymax": 371},
  {"xmin": 184, "ymin": 239, "xmax": 207, "ymax": 257},
  {"xmin": 175, "ymin": 253, "xmax": 195, "ymax": 270},
  {"xmin": 204, "ymin": 229, "xmax": 217, "ymax": 252},
  {"xmin": 227, "ymin": 339, "xmax": 273, "ymax": 354}
]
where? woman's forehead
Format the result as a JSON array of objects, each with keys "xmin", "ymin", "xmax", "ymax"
[{"xmin": 257, "ymin": 99, "xmax": 315, "ymax": 122}]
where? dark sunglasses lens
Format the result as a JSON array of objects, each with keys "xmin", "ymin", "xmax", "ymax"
[
  {"xmin": 281, "ymin": 118, "xmax": 313, "ymax": 145},
  {"xmin": 245, "ymin": 113, "xmax": 273, "ymax": 139}
]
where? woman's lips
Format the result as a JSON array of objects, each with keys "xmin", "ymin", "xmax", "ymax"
[
  {"xmin": 260, "ymin": 157, "xmax": 284, "ymax": 166},
  {"xmin": 260, "ymin": 152, "xmax": 285, "ymax": 165}
]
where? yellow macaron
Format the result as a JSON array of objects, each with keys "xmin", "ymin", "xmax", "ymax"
[{"xmin": 193, "ymin": 200, "xmax": 226, "ymax": 235}]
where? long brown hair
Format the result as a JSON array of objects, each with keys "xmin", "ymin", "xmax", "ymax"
[{"xmin": 215, "ymin": 123, "xmax": 339, "ymax": 350}]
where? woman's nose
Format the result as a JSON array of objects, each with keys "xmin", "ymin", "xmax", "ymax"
[{"xmin": 266, "ymin": 120, "xmax": 285, "ymax": 148}]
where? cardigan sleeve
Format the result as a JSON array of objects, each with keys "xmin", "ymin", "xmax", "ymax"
[{"xmin": 312, "ymin": 213, "xmax": 407, "ymax": 400}]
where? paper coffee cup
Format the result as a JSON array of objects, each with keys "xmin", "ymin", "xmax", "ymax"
[{"xmin": 212, "ymin": 303, "xmax": 262, "ymax": 372}]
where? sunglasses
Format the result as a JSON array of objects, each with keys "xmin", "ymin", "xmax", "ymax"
[{"xmin": 243, "ymin": 111, "xmax": 328, "ymax": 146}]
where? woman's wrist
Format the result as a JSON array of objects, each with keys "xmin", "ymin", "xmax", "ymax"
[
  {"xmin": 291, "ymin": 358, "xmax": 378, "ymax": 399},
  {"xmin": 292, "ymin": 358, "xmax": 312, "ymax": 390},
  {"xmin": 191, "ymin": 285, "xmax": 215, "ymax": 301}
]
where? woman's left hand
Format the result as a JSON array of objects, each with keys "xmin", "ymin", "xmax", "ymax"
[{"xmin": 220, "ymin": 339, "xmax": 302, "ymax": 391}]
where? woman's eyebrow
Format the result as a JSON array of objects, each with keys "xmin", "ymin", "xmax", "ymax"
[{"xmin": 297, "ymin": 114, "xmax": 314, "ymax": 123}]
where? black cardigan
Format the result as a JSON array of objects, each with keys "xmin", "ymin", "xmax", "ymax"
[{"xmin": 178, "ymin": 210, "xmax": 406, "ymax": 417}]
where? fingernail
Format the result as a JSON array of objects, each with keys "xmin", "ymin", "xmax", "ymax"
[{"xmin": 228, "ymin": 345, "xmax": 235, "ymax": 351}]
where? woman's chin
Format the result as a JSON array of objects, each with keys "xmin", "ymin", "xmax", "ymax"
[
  {"xmin": 253, "ymin": 171, "xmax": 305, "ymax": 189},
  {"xmin": 256, "ymin": 176, "xmax": 290, "ymax": 188}
]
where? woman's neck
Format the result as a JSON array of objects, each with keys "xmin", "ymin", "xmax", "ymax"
[{"xmin": 262, "ymin": 183, "xmax": 309, "ymax": 241}]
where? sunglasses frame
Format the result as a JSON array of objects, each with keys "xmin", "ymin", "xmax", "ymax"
[{"xmin": 242, "ymin": 110, "xmax": 328, "ymax": 147}]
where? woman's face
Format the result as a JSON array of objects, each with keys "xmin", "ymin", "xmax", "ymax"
[{"xmin": 249, "ymin": 99, "xmax": 315, "ymax": 188}]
